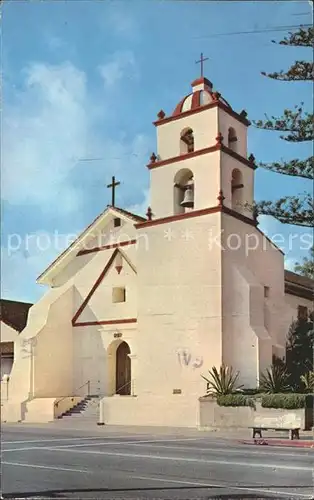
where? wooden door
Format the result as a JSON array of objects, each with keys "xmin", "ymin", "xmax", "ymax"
[{"xmin": 116, "ymin": 342, "xmax": 131, "ymax": 395}]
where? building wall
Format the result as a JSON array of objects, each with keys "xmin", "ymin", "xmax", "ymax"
[
  {"xmin": 72, "ymin": 324, "xmax": 137, "ymax": 396},
  {"xmin": 220, "ymin": 152, "xmax": 254, "ymax": 216},
  {"xmin": 218, "ymin": 107, "xmax": 247, "ymax": 158},
  {"xmin": 136, "ymin": 211, "xmax": 222, "ymax": 401},
  {"xmin": 1, "ymin": 321, "xmax": 19, "ymax": 343},
  {"xmin": 73, "ymin": 248, "xmax": 137, "ymax": 324},
  {"xmin": 33, "ymin": 287, "xmax": 74, "ymax": 398},
  {"xmin": 150, "ymin": 150, "xmax": 221, "ymax": 219},
  {"xmin": 221, "ymin": 213, "xmax": 288, "ymax": 387},
  {"xmin": 284, "ymin": 292, "xmax": 313, "ymax": 322},
  {"xmin": 0, "ymin": 323, "xmax": 17, "ymax": 380},
  {"xmin": 156, "ymin": 107, "xmax": 218, "ymax": 160}
]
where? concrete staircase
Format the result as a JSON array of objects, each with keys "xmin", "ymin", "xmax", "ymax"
[{"xmin": 57, "ymin": 395, "xmax": 100, "ymax": 422}]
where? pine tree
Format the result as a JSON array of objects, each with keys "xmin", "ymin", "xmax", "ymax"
[
  {"xmin": 294, "ymin": 245, "xmax": 314, "ymax": 279},
  {"xmin": 253, "ymin": 26, "xmax": 314, "ymax": 227},
  {"xmin": 286, "ymin": 312, "xmax": 314, "ymax": 390}
]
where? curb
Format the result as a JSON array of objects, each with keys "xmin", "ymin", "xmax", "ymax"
[{"xmin": 239, "ymin": 439, "xmax": 314, "ymax": 449}]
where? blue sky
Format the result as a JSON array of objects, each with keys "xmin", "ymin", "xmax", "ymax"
[{"xmin": 1, "ymin": 0, "xmax": 313, "ymax": 303}]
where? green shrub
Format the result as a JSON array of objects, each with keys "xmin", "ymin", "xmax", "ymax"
[
  {"xmin": 261, "ymin": 393, "xmax": 306, "ymax": 409},
  {"xmin": 217, "ymin": 394, "xmax": 255, "ymax": 408}
]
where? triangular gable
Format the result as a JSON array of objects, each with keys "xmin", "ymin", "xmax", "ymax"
[
  {"xmin": 72, "ymin": 248, "xmax": 137, "ymax": 326},
  {"xmin": 37, "ymin": 206, "xmax": 144, "ymax": 286}
]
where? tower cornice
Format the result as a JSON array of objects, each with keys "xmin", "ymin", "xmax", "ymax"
[
  {"xmin": 147, "ymin": 143, "xmax": 257, "ymax": 170},
  {"xmin": 153, "ymin": 100, "xmax": 250, "ymax": 127}
]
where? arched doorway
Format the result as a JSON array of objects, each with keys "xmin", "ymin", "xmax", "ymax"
[{"xmin": 115, "ymin": 341, "xmax": 131, "ymax": 395}]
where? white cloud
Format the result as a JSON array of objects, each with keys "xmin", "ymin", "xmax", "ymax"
[
  {"xmin": 284, "ymin": 257, "xmax": 297, "ymax": 272},
  {"xmin": 126, "ymin": 188, "xmax": 151, "ymax": 218},
  {"xmin": 257, "ymin": 214, "xmax": 280, "ymax": 237},
  {"xmin": 101, "ymin": 5, "xmax": 138, "ymax": 39},
  {"xmin": 0, "ymin": 231, "xmax": 75, "ymax": 302},
  {"xmin": 98, "ymin": 51, "xmax": 138, "ymax": 88},
  {"xmin": 2, "ymin": 62, "xmax": 92, "ymax": 212},
  {"xmin": 2, "ymin": 58, "xmax": 148, "ymax": 216},
  {"xmin": 1, "ymin": 57, "xmax": 152, "ymax": 300}
]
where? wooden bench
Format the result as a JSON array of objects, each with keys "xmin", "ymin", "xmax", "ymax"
[{"xmin": 250, "ymin": 414, "xmax": 302, "ymax": 440}]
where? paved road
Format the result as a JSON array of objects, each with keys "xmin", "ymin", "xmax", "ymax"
[{"xmin": 1, "ymin": 424, "xmax": 313, "ymax": 499}]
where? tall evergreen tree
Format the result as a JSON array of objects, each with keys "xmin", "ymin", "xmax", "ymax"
[
  {"xmin": 286, "ymin": 311, "xmax": 314, "ymax": 390},
  {"xmin": 253, "ymin": 26, "xmax": 313, "ymax": 227},
  {"xmin": 294, "ymin": 245, "xmax": 314, "ymax": 279}
]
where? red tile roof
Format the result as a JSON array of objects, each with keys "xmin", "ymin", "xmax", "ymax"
[
  {"xmin": 0, "ymin": 299, "xmax": 33, "ymax": 333},
  {"xmin": 284, "ymin": 270, "xmax": 313, "ymax": 301},
  {"xmin": 110, "ymin": 206, "xmax": 146, "ymax": 222}
]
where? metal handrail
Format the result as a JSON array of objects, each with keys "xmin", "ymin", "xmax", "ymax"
[
  {"xmin": 54, "ymin": 380, "xmax": 90, "ymax": 407},
  {"xmin": 116, "ymin": 379, "xmax": 134, "ymax": 396}
]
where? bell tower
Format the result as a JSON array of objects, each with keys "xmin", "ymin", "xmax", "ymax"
[{"xmin": 147, "ymin": 75, "xmax": 255, "ymax": 221}]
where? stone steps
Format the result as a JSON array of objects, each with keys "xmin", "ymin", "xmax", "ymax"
[{"xmin": 57, "ymin": 396, "xmax": 100, "ymax": 421}]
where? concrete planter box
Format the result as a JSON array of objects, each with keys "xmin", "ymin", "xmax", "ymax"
[{"xmin": 199, "ymin": 397, "xmax": 306, "ymax": 430}]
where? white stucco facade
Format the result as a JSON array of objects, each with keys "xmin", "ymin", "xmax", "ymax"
[{"xmin": 2, "ymin": 76, "xmax": 313, "ymax": 425}]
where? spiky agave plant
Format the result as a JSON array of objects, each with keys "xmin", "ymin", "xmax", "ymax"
[
  {"xmin": 300, "ymin": 371, "xmax": 314, "ymax": 392},
  {"xmin": 259, "ymin": 364, "xmax": 291, "ymax": 394},
  {"xmin": 202, "ymin": 364, "xmax": 243, "ymax": 395}
]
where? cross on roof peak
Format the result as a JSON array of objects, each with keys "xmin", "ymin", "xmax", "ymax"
[
  {"xmin": 107, "ymin": 176, "xmax": 120, "ymax": 207},
  {"xmin": 195, "ymin": 53, "xmax": 209, "ymax": 78}
]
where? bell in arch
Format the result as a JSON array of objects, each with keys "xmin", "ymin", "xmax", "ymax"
[{"xmin": 181, "ymin": 178, "xmax": 194, "ymax": 208}]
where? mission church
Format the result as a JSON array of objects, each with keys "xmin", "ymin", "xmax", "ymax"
[{"xmin": 2, "ymin": 65, "xmax": 313, "ymax": 426}]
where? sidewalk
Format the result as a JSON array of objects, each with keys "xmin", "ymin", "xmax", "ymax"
[
  {"xmin": 238, "ymin": 428, "xmax": 314, "ymax": 448},
  {"xmin": 239, "ymin": 435, "xmax": 314, "ymax": 448}
]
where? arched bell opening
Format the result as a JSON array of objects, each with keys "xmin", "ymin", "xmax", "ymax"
[
  {"xmin": 173, "ymin": 168, "xmax": 194, "ymax": 215},
  {"xmin": 228, "ymin": 127, "xmax": 238, "ymax": 152},
  {"xmin": 231, "ymin": 168, "xmax": 244, "ymax": 211},
  {"xmin": 180, "ymin": 128, "xmax": 194, "ymax": 154}
]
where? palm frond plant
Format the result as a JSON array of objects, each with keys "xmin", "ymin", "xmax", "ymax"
[
  {"xmin": 259, "ymin": 364, "xmax": 291, "ymax": 394},
  {"xmin": 300, "ymin": 371, "xmax": 314, "ymax": 393},
  {"xmin": 202, "ymin": 364, "xmax": 243, "ymax": 396}
]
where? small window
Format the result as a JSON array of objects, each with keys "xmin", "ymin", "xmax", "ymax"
[
  {"xmin": 114, "ymin": 217, "xmax": 121, "ymax": 227},
  {"xmin": 112, "ymin": 287, "xmax": 126, "ymax": 303},
  {"xmin": 297, "ymin": 305, "xmax": 308, "ymax": 320},
  {"xmin": 264, "ymin": 286, "xmax": 269, "ymax": 298}
]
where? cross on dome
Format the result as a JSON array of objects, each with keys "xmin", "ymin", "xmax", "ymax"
[{"xmin": 195, "ymin": 53, "xmax": 209, "ymax": 78}]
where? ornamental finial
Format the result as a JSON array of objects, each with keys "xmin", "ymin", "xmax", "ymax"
[
  {"xmin": 217, "ymin": 190, "xmax": 225, "ymax": 206},
  {"xmin": 146, "ymin": 206, "xmax": 153, "ymax": 221},
  {"xmin": 216, "ymin": 132, "xmax": 223, "ymax": 145}
]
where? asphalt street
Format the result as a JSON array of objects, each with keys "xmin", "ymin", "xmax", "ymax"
[{"xmin": 1, "ymin": 424, "xmax": 313, "ymax": 499}]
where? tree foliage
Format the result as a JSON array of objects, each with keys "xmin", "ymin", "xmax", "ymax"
[
  {"xmin": 286, "ymin": 312, "xmax": 314, "ymax": 391},
  {"xmin": 257, "ymin": 193, "xmax": 314, "ymax": 227},
  {"xmin": 294, "ymin": 245, "xmax": 314, "ymax": 279},
  {"xmin": 253, "ymin": 26, "xmax": 313, "ymax": 227}
]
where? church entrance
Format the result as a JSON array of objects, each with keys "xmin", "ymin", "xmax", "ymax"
[{"xmin": 115, "ymin": 341, "xmax": 131, "ymax": 395}]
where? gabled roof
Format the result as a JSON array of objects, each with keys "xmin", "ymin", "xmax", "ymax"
[
  {"xmin": 0, "ymin": 299, "xmax": 33, "ymax": 333},
  {"xmin": 110, "ymin": 206, "xmax": 146, "ymax": 223},
  {"xmin": 37, "ymin": 205, "xmax": 145, "ymax": 286},
  {"xmin": 72, "ymin": 247, "xmax": 137, "ymax": 326}
]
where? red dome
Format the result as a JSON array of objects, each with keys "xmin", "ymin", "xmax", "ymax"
[{"xmin": 172, "ymin": 77, "xmax": 231, "ymax": 117}]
